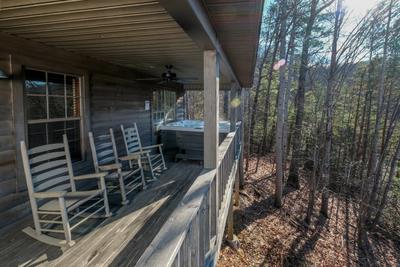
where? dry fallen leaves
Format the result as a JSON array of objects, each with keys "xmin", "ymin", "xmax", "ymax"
[{"xmin": 217, "ymin": 156, "xmax": 400, "ymax": 267}]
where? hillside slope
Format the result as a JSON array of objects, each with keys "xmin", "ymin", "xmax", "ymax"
[{"xmin": 218, "ymin": 157, "xmax": 400, "ymax": 266}]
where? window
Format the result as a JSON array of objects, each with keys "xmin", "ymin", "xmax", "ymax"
[
  {"xmin": 152, "ymin": 89, "xmax": 177, "ymax": 127},
  {"xmin": 25, "ymin": 69, "xmax": 83, "ymax": 161}
]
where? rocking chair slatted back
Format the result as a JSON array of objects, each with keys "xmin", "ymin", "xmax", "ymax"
[
  {"xmin": 21, "ymin": 134, "xmax": 111, "ymax": 247},
  {"xmin": 89, "ymin": 129, "xmax": 118, "ymax": 171},
  {"xmin": 121, "ymin": 123, "xmax": 142, "ymax": 155},
  {"xmin": 22, "ymin": 138, "xmax": 74, "ymax": 193}
]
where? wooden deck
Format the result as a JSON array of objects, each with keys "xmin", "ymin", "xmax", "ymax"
[{"xmin": 0, "ymin": 161, "xmax": 202, "ymax": 267}]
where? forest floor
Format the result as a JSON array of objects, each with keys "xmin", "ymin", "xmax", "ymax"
[{"xmin": 217, "ymin": 156, "xmax": 400, "ymax": 267}]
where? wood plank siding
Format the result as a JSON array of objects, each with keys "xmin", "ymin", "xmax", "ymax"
[
  {"xmin": 0, "ymin": 32, "xmax": 182, "ymax": 229},
  {"xmin": 90, "ymin": 74, "xmax": 152, "ymax": 137},
  {"xmin": 0, "ymin": 56, "xmax": 23, "ymax": 225}
]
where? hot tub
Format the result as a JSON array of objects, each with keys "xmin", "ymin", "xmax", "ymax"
[
  {"xmin": 159, "ymin": 120, "xmax": 231, "ymax": 160},
  {"xmin": 159, "ymin": 120, "xmax": 231, "ymax": 133}
]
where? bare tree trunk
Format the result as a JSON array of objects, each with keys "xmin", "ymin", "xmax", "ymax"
[
  {"xmin": 373, "ymin": 139, "xmax": 400, "ymax": 226},
  {"xmin": 223, "ymin": 90, "xmax": 230, "ymax": 120},
  {"xmin": 381, "ymin": 84, "xmax": 392, "ymax": 152},
  {"xmin": 287, "ymin": 0, "xmax": 319, "ymax": 189},
  {"xmin": 359, "ymin": 41, "xmax": 375, "ymax": 179},
  {"xmin": 248, "ymin": 49, "xmax": 268, "ymax": 157},
  {"xmin": 256, "ymin": 28, "xmax": 281, "ymax": 171},
  {"xmin": 305, "ymin": 146, "xmax": 319, "ymax": 224},
  {"xmin": 356, "ymin": 93, "xmax": 367, "ymax": 162},
  {"xmin": 367, "ymin": 0, "xmax": 394, "ymax": 216},
  {"xmin": 320, "ymin": 0, "xmax": 343, "ymax": 217},
  {"xmin": 275, "ymin": 0, "xmax": 288, "ymax": 208},
  {"xmin": 282, "ymin": 1, "xmax": 299, "ymax": 173},
  {"xmin": 351, "ymin": 72, "xmax": 365, "ymax": 161}
]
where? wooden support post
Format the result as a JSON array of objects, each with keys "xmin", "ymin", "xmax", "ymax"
[
  {"xmin": 239, "ymin": 88, "xmax": 245, "ymax": 189},
  {"xmin": 227, "ymin": 194, "xmax": 234, "ymax": 241},
  {"xmin": 204, "ymin": 50, "xmax": 219, "ymax": 245},
  {"xmin": 203, "ymin": 50, "xmax": 219, "ymax": 169}
]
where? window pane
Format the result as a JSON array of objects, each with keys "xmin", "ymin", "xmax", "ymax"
[
  {"xmin": 27, "ymin": 95, "xmax": 47, "ymax": 120},
  {"xmin": 47, "ymin": 121, "xmax": 65, "ymax": 144},
  {"xmin": 25, "ymin": 69, "xmax": 46, "ymax": 95},
  {"xmin": 67, "ymin": 97, "xmax": 80, "ymax": 117},
  {"xmin": 48, "ymin": 73, "xmax": 65, "ymax": 96},
  {"xmin": 28, "ymin": 123, "xmax": 47, "ymax": 148},
  {"xmin": 66, "ymin": 76, "xmax": 80, "ymax": 97},
  {"xmin": 49, "ymin": 96, "xmax": 65, "ymax": 118},
  {"xmin": 66, "ymin": 121, "xmax": 81, "ymax": 161},
  {"xmin": 66, "ymin": 120, "xmax": 80, "ymax": 141}
]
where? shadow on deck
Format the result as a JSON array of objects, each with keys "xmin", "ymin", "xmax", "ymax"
[{"xmin": 0, "ymin": 161, "xmax": 202, "ymax": 267}]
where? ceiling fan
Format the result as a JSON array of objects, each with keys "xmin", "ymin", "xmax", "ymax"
[{"xmin": 136, "ymin": 65, "xmax": 198, "ymax": 84}]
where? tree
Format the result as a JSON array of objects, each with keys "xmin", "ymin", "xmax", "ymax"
[
  {"xmin": 320, "ymin": 0, "xmax": 344, "ymax": 217},
  {"xmin": 287, "ymin": 0, "xmax": 333, "ymax": 189},
  {"xmin": 275, "ymin": 0, "xmax": 289, "ymax": 207}
]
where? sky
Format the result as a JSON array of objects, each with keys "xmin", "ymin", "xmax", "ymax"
[
  {"xmin": 343, "ymin": 0, "xmax": 380, "ymax": 17},
  {"xmin": 342, "ymin": 0, "xmax": 381, "ymax": 36}
]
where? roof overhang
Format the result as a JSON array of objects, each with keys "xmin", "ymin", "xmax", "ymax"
[{"xmin": 0, "ymin": 0, "xmax": 263, "ymax": 89}]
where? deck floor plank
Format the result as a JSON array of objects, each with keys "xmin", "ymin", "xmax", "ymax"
[{"xmin": 0, "ymin": 161, "xmax": 202, "ymax": 267}]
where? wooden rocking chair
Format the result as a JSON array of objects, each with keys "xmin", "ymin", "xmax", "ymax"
[
  {"xmin": 88, "ymin": 128, "xmax": 146, "ymax": 205},
  {"xmin": 21, "ymin": 135, "xmax": 111, "ymax": 248},
  {"xmin": 121, "ymin": 123, "xmax": 167, "ymax": 181}
]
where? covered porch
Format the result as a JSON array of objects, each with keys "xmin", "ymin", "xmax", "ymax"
[
  {"xmin": 0, "ymin": 127, "xmax": 241, "ymax": 266},
  {"xmin": 0, "ymin": 0, "xmax": 262, "ymax": 266},
  {"xmin": 0, "ymin": 161, "xmax": 202, "ymax": 266}
]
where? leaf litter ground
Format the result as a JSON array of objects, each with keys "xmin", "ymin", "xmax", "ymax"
[{"xmin": 217, "ymin": 156, "xmax": 400, "ymax": 267}]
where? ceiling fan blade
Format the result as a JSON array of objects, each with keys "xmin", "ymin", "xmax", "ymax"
[
  {"xmin": 177, "ymin": 78, "xmax": 199, "ymax": 83},
  {"xmin": 179, "ymin": 77, "xmax": 198, "ymax": 80},
  {"xmin": 136, "ymin": 77, "xmax": 161, "ymax": 81}
]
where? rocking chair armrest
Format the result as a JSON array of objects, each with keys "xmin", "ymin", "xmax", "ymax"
[
  {"xmin": 98, "ymin": 163, "xmax": 122, "ymax": 171},
  {"xmin": 141, "ymin": 144, "xmax": 163, "ymax": 150},
  {"xmin": 72, "ymin": 172, "xmax": 107, "ymax": 180},
  {"xmin": 119, "ymin": 153, "xmax": 141, "ymax": 161},
  {"xmin": 33, "ymin": 191, "xmax": 67, "ymax": 199}
]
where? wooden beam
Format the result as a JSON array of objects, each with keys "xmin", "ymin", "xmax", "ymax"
[{"xmin": 203, "ymin": 50, "xmax": 219, "ymax": 169}]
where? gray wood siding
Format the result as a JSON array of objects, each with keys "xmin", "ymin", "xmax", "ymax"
[{"xmin": 90, "ymin": 74, "xmax": 153, "ymax": 148}]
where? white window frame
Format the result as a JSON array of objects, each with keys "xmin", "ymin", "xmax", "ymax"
[{"xmin": 24, "ymin": 67, "xmax": 85, "ymax": 161}]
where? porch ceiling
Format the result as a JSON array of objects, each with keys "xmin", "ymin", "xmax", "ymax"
[
  {"xmin": 0, "ymin": 0, "xmax": 263, "ymax": 87},
  {"xmin": 0, "ymin": 0, "xmax": 205, "ymax": 82}
]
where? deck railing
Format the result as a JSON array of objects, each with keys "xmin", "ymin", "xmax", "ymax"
[{"xmin": 137, "ymin": 122, "xmax": 242, "ymax": 267}]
